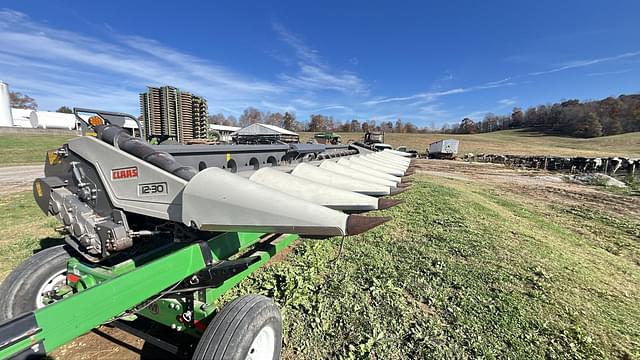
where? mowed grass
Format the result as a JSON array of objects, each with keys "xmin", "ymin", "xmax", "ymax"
[
  {"xmin": 0, "ymin": 192, "xmax": 63, "ymax": 278},
  {"xmin": 300, "ymin": 129, "xmax": 640, "ymax": 157},
  {"xmin": 0, "ymin": 134, "xmax": 76, "ymax": 166},
  {"xmin": 224, "ymin": 176, "xmax": 639, "ymax": 359},
  {"xmin": 0, "ymin": 177, "xmax": 638, "ymax": 358},
  {"xmin": 0, "ymin": 130, "xmax": 638, "ymax": 166}
]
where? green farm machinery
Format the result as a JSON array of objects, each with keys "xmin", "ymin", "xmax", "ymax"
[{"xmin": 0, "ymin": 109, "xmax": 415, "ymax": 359}]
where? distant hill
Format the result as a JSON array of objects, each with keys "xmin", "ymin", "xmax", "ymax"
[
  {"xmin": 460, "ymin": 95, "xmax": 640, "ymax": 138},
  {"xmin": 0, "ymin": 129, "xmax": 637, "ymax": 167},
  {"xmin": 301, "ymin": 129, "xmax": 640, "ymax": 157}
]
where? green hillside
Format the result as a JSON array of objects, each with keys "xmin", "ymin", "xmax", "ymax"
[
  {"xmin": 301, "ymin": 129, "xmax": 640, "ymax": 157},
  {"xmin": 0, "ymin": 129, "xmax": 638, "ymax": 167}
]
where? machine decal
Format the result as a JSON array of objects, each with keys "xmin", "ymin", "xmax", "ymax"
[
  {"xmin": 138, "ymin": 182, "xmax": 168, "ymax": 196},
  {"xmin": 47, "ymin": 150, "xmax": 61, "ymax": 165},
  {"xmin": 34, "ymin": 180, "xmax": 43, "ymax": 198},
  {"xmin": 111, "ymin": 166, "xmax": 139, "ymax": 180}
]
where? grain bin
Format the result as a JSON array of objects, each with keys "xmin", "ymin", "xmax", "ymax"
[{"xmin": 0, "ymin": 81, "xmax": 13, "ymax": 127}]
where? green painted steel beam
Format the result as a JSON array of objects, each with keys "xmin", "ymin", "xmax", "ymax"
[
  {"xmin": 0, "ymin": 241, "xmax": 206, "ymax": 358},
  {"xmin": 40, "ymin": 242, "xmax": 207, "ymax": 352},
  {"xmin": 202, "ymin": 233, "xmax": 297, "ymax": 305},
  {"xmin": 137, "ymin": 233, "xmax": 299, "ymax": 331},
  {"xmin": 0, "ymin": 232, "xmax": 298, "ymax": 359}
]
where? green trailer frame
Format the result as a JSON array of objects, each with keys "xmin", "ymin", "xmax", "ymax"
[{"xmin": 0, "ymin": 231, "xmax": 298, "ymax": 359}]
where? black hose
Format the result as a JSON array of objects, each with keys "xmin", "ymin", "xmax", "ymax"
[{"xmin": 94, "ymin": 125, "xmax": 197, "ymax": 181}]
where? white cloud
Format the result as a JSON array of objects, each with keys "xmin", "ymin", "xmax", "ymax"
[
  {"xmin": 363, "ymin": 88, "xmax": 466, "ymax": 106},
  {"xmin": 528, "ymin": 51, "xmax": 640, "ymax": 76},
  {"xmin": 417, "ymin": 104, "xmax": 450, "ymax": 119},
  {"xmin": 7, "ymin": 8, "xmax": 637, "ymax": 127},
  {"xmin": 260, "ymin": 100, "xmax": 297, "ymax": 113},
  {"xmin": 272, "ymin": 22, "xmax": 324, "ymax": 68},
  {"xmin": 587, "ymin": 69, "xmax": 633, "ymax": 77},
  {"xmin": 486, "ymin": 77, "xmax": 514, "ymax": 86},
  {"xmin": 498, "ymin": 97, "xmax": 517, "ymax": 107},
  {"xmin": 273, "ymin": 22, "xmax": 368, "ymax": 95},
  {"xmin": 0, "ymin": 11, "xmax": 369, "ymax": 116},
  {"xmin": 292, "ymin": 98, "xmax": 318, "ymax": 107},
  {"xmin": 0, "ymin": 10, "xmax": 285, "ymax": 113},
  {"xmin": 462, "ymin": 110, "xmax": 491, "ymax": 120},
  {"xmin": 310, "ymin": 105, "xmax": 352, "ymax": 113},
  {"xmin": 363, "ymin": 78, "xmax": 516, "ymax": 106}
]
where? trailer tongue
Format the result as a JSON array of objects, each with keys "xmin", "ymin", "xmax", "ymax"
[{"xmin": 0, "ymin": 109, "xmax": 415, "ymax": 360}]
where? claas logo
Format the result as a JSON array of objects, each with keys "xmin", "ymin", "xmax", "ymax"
[{"xmin": 111, "ymin": 166, "xmax": 139, "ymax": 180}]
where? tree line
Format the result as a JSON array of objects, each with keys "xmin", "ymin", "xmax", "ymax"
[
  {"xmin": 449, "ymin": 95, "xmax": 640, "ymax": 138},
  {"xmin": 13, "ymin": 89, "xmax": 640, "ymax": 137},
  {"xmin": 10, "ymin": 91, "xmax": 73, "ymax": 113},
  {"xmin": 208, "ymin": 107, "xmax": 429, "ymax": 133}
]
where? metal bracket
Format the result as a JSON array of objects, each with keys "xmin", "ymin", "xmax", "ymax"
[
  {"xmin": 196, "ymin": 241, "xmax": 215, "ymax": 266},
  {"xmin": 175, "ymin": 256, "xmax": 262, "ymax": 293},
  {"xmin": 110, "ymin": 320, "xmax": 190, "ymax": 359}
]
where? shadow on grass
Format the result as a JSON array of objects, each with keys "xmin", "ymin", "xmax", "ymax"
[
  {"xmin": 36, "ymin": 236, "xmax": 65, "ymax": 252},
  {"xmin": 510, "ymin": 128, "xmax": 546, "ymax": 136}
]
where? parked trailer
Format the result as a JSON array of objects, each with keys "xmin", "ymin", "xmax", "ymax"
[
  {"xmin": 0, "ymin": 109, "xmax": 416, "ymax": 359},
  {"xmin": 428, "ymin": 139, "xmax": 459, "ymax": 159}
]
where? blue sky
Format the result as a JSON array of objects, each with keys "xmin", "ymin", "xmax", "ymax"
[{"xmin": 1, "ymin": 1, "xmax": 639, "ymax": 127}]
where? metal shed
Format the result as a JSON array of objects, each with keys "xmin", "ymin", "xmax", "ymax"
[
  {"xmin": 209, "ymin": 124, "xmax": 241, "ymax": 143},
  {"xmin": 232, "ymin": 123, "xmax": 300, "ymax": 144}
]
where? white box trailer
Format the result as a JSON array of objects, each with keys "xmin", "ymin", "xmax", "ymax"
[{"xmin": 428, "ymin": 139, "xmax": 459, "ymax": 159}]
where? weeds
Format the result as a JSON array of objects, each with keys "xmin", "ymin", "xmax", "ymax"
[
  {"xmin": 228, "ymin": 176, "xmax": 639, "ymax": 359},
  {"xmin": 1, "ymin": 175, "xmax": 638, "ymax": 359}
]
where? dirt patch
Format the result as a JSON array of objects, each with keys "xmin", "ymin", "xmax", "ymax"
[
  {"xmin": 414, "ymin": 159, "xmax": 640, "ymax": 218},
  {"xmin": 0, "ymin": 165, "xmax": 43, "ymax": 195},
  {"xmin": 52, "ymin": 326, "xmax": 159, "ymax": 360},
  {"xmin": 265, "ymin": 239, "xmax": 301, "ymax": 267}
]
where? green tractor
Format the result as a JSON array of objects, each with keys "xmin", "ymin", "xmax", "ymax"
[{"xmin": 310, "ymin": 132, "xmax": 342, "ymax": 145}]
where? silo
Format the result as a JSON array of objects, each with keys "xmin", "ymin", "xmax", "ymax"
[{"xmin": 0, "ymin": 81, "xmax": 13, "ymax": 127}]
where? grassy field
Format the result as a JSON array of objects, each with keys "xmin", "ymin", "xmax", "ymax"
[
  {"xmin": 0, "ymin": 130, "xmax": 638, "ymax": 167},
  {"xmin": 2, "ymin": 172, "xmax": 637, "ymax": 359},
  {"xmin": 0, "ymin": 134, "xmax": 76, "ymax": 166},
  {"xmin": 223, "ymin": 176, "xmax": 639, "ymax": 359},
  {"xmin": 0, "ymin": 192, "xmax": 63, "ymax": 277},
  {"xmin": 301, "ymin": 129, "xmax": 640, "ymax": 157}
]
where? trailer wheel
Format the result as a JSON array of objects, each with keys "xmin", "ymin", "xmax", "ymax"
[
  {"xmin": 192, "ymin": 295, "xmax": 282, "ymax": 360},
  {"xmin": 0, "ymin": 245, "xmax": 71, "ymax": 321}
]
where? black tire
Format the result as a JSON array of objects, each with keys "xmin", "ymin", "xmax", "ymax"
[
  {"xmin": 192, "ymin": 294, "xmax": 283, "ymax": 360},
  {"xmin": 0, "ymin": 245, "xmax": 71, "ymax": 321}
]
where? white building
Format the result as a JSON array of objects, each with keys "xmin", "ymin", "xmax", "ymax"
[
  {"xmin": 232, "ymin": 123, "xmax": 299, "ymax": 144},
  {"xmin": 209, "ymin": 124, "xmax": 241, "ymax": 143},
  {"xmin": 1, "ymin": 81, "xmax": 76, "ymax": 130}
]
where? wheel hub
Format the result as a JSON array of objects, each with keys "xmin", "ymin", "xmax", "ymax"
[
  {"xmin": 246, "ymin": 324, "xmax": 276, "ymax": 360},
  {"xmin": 35, "ymin": 270, "xmax": 67, "ymax": 308}
]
